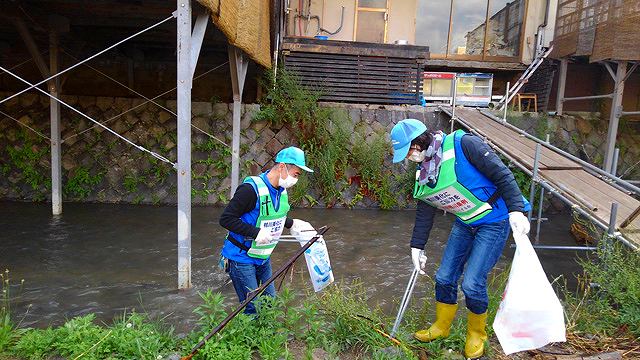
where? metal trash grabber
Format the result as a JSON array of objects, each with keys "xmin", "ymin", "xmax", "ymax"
[
  {"xmin": 180, "ymin": 225, "xmax": 330, "ymax": 360},
  {"xmin": 390, "ymin": 268, "xmax": 420, "ymax": 338}
]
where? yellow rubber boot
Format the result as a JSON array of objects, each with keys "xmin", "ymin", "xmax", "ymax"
[
  {"xmin": 414, "ymin": 302, "xmax": 458, "ymax": 342},
  {"xmin": 464, "ymin": 311, "xmax": 488, "ymax": 359}
]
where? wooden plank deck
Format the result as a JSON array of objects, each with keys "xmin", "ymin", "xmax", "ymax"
[{"xmin": 449, "ymin": 107, "xmax": 640, "ymax": 249}]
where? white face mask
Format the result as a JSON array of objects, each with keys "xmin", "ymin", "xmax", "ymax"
[
  {"xmin": 278, "ymin": 165, "xmax": 298, "ymax": 189},
  {"xmin": 408, "ymin": 150, "xmax": 427, "ymax": 163}
]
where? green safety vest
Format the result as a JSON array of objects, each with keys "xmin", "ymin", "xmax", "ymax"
[
  {"xmin": 245, "ymin": 176, "xmax": 290, "ymax": 259},
  {"xmin": 413, "ymin": 131, "xmax": 493, "ymax": 224}
]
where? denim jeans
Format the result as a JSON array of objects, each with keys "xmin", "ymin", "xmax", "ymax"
[
  {"xmin": 435, "ymin": 218, "xmax": 511, "ymax": 314},
  {"xmin": 228, "ymin": 259, "xmax": 276, "ymax": 314}
]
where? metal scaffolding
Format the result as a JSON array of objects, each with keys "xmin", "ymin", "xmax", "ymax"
[
  {"xmin": 555, "ymin": 59, "xmax": 639, "ymax": 175},
  {"xmin": 445, "ymin": 106, "xmax": 639, "ymax": 252}
]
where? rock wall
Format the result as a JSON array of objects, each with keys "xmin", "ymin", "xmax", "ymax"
[{"xmin": 0, "ymin": 93, "xmax": 447, "ymax": 208}]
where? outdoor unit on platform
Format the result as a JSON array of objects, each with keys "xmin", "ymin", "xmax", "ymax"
[
  {"xmin": 423, "ymin": 72, "xmax": 493, "ymax": 107},
  {"xmin": 423, "ymin": 71, "xmax": 456, "ymax": 105},
  {"xmin": 455, "ymin": 73, "xmax": 493, "ymax": 107}
]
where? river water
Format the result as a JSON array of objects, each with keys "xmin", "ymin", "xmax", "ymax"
[{"xmin": 0, "ymin": 201, "xmax": 583, "ymax": 333}]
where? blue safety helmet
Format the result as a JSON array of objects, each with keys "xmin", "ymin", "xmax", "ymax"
[
  {"xmin": 390, "ymin": 119, "xmax": 428, "ymax": 163},
  {"xmin": 275, "ymin": 146, "xmax": 314, "ymax": 172}
]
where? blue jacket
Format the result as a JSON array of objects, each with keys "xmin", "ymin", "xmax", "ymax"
[
  {"xmin": 221, "ymin": 172, "xmax": 289, "ymax": 265},
  {"xmin": 411, "ymin": 133, "xmax": 530, "ymax": 249}
]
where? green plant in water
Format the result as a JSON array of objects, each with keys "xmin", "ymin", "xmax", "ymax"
[{"xmin": 64, "ymin": 166, "xmax": 103, "ymax": 200}]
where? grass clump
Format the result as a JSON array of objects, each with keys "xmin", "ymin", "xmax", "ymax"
[
  {"xmin": 256, "ymin": 68, "xmax": 398, "ymax": 209},
  {"xmin": 564, "ymin": 241, "xmax": 640, "ymax": 338},
  {"xmin": 12, "ymin": 312, "xmax": 175, "ymax": 360}
]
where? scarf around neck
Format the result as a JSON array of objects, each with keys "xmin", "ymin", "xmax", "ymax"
[{"xmin": 418, "ymin": 131, "xmax": 445, "ymax": 186}]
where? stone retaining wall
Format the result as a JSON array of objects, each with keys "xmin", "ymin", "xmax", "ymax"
[
  {"xmin": 0, "ymin": 93, "xmax": 447, "ymax": 208},
  {"xmin": 5, "ymin": 93, "xmax": 632, "ymax": 209}
]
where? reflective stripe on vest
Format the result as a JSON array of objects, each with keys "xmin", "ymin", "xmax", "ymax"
[
  {"xmin": 413, "ymin": 131, "xmax": 493, "ymax": 224},
  {"xmin": 245, "ymin": 176, "xmax": 290, "ymax": 259}
]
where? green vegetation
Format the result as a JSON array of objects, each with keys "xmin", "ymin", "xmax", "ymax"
[
  {"xmin": 123, "ymin": 173, "xmax": 144, "ymax": 193},
  {"xmin": 564, "ymin": 242, "xmax": 640, "ymax": 338},
  {"xmin": 255, "ymin": 69, "xmax": 398, "ymax": 209},
  {"xmin": 12, "ymin": 313, "xmax": 175, "ymax": 360},
  {"xmin": 2, "ymin": 248, "xmax": 640, "ymax": 359},
  {"xmin": 3, "ymin": 129, "xmax": 50, "ymax": 201},
  {"xmin": 191, "ymin": 137, "xmax": 232, "ymax": 205},
  {"xmin": 64, "ymin": 167, "xmax": 103, "ymax": 200},
  {"xmin": 351, "ymin": 129, "xmax": 397, "ymax": 209}
]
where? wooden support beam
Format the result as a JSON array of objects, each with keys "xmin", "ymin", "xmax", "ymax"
[
  {"xmin": 13, "ymin": 18, "xmax": 51, "ymax": 80},
  {"xmin": 556, "ymin": 57, "xmax": 568, "ymax": 115}
]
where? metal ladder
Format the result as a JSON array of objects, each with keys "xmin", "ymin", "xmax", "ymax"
[{"xmin": 497, "ymin": 45, "xmax": 554, "ymax": 110}]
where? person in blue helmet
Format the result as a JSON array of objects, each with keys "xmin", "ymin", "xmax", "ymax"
[
  {"xmin": 219, "ymin": 146, "xmax": 315, "ymax": 314},
  {"xmin": 389, "ymin": 119, "xmax": 531, "ymax": 359}
]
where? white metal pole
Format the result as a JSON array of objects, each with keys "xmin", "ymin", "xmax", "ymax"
[
  {"xmin": 603, "ymin": 61, "xmax": 627, "ymax": 173},
  {"xmin": 503, "ymin": 81, "xmax": 510, "ymax": 122},
  {"xmin": 49, "ymin": 32, "xmax": 62, "ymax": 215},
  {"xmin": 535, "ymin": 134, "xmax": 550, "ymax": 242},
  {"xmin": 528, "ymin": 143, "xmax": 542, "ymax": 221},
  {"xmin": 176, "ymin": 0, "xmax": 192, "ymax": 290},
  {"xmin": 611, "ymin": 148, "xmax": 620, "ymax": 177},
  {"xmin": 450, "ymin": 74, "xmax": 457, "ymax": 133},
  {"xmin": 229, "ymin": 46, "xmax": 248, "ymax": 197}
]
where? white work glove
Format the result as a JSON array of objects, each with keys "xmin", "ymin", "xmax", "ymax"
[
  {"xmin": 291, "ymin": 219, "xmax": 316, "ymax": 240},
  {"xmin": 411, "ymin": 248, "xmax": 427, "ymax": 275},
  {"xmin": 255, "ymin": 227, "xmax": 274, "ymax": 245},
  {"xmin": 509, "ymin": 211, "xmax": 530, "ymax": 237}
]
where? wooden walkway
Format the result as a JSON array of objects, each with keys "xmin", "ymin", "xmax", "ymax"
[{"xmin": 445, "ymin": 107, "xmax": 640, "ymax": 249}]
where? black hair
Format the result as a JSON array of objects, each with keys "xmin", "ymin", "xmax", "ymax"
[{"xmin": 410, "ymin": 131, "xmax": 432, "ymax": 150}]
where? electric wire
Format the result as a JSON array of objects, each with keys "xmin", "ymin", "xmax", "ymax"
[
  {"xmin": 0, "ymin": 109, "xmax": 51, "ymax": 141},
  {"xmin": 59, "ymin": 49, "xmax": 229, "ymax": 147},
  {"xmin": 61, "ymin": 61, "xmax": 229, "ymax": 143},
  {"xmin": 0, "ymin": 14, "xmax": 176, "ymax": 106},
  {"xmin": 0, "ymin": 65, "xmax": 176, "ymax": 168}
]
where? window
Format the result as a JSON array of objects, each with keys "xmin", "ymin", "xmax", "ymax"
[
  {"xmin": 415, "ymin": 0, "xmax": 452, "ymax": 55},
  {"xmin": 485, "ymin": 0, "xmax": 525, "ymax": 57},
  {"xmin": 355, "ymin": 0, "xmax": 388, "ymax": 43},
  {"xmin": 449, "ymin": 0, "xmax": 488, "ymax": 56},
  {"xmin": 415, "ymin": 0, "xmax": 526, "ymax": 61}
]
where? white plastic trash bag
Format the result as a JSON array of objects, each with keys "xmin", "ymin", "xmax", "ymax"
[
  {"xmin": 493, "ymin": 234, "xmax": 566, "ymax": 355},
  {"xmin": 295, "ymin": 233, "xmax": 334, "ymax": 292}
]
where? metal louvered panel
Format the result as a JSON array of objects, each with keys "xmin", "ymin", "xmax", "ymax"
[{"xmin": 282, "ymin": 39, "xmax": 428, "ymax": 105}]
